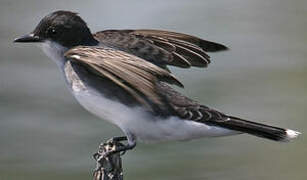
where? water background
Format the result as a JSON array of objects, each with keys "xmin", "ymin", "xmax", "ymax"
[{"xmin": 1, "ymin": 0, "xmax": 306, "ymax": 179}]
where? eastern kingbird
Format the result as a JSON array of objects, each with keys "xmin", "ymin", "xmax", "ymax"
[{"xmin": 14, "ymin": 11, "xmax": 300, "ymax": 154}]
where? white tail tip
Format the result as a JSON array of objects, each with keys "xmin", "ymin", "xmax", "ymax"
[{"xmin": 285, "ymin": 129, "xmax": 301, "ymax": 141}]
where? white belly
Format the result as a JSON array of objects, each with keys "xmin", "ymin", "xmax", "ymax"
[{"xmin": 72, "ymin": 89, "xmax": 239, "ymax": 143}]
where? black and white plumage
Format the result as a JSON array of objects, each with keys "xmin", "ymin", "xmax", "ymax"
[{"xmin": 14, "ymin": 11, "xmax": 300, "ymax": 150}]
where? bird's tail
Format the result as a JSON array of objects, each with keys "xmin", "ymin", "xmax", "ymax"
[{"xmin": 210, "ymin": 116, "xmax": 301, "ymax": 142}]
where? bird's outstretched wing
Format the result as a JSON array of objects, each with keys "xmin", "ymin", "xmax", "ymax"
[
  {"xmin": 93, "ymin": 29, "xmax": 228, "ymax": 69},
  {"xmin": 64, "ymin": 46, "xmax": 183, "ymax": 110}
]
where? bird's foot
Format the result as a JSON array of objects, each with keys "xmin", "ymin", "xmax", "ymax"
[
  {"xmin": 93, "ymin": 136, "xmax": 126, "ymax": 161},
  {"xmin": 93, "ymin": 137, "xmax": 126, "ymax": 180},
  {"xmin": 93, "ymin": 136, "xmax": 136, "ymax": 173}
]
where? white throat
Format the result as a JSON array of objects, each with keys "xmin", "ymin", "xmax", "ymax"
[{"xmin": 40, "ymin": 40, "xmax": 68, "ymax": 67}]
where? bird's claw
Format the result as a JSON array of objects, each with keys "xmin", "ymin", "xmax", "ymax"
[{"xmin": 93, "ymin": 136, "xmax": 127, "ymax": 163}]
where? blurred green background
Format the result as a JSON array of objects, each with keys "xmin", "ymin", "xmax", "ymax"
[{"xmin": 1, "ymin": 0, "xmax": 306, "ymax": 179}]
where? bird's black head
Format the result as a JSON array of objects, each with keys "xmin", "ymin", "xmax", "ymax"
[{"xmin": 14, "ymin": 11, "xmax": 98, "ymax": 47}]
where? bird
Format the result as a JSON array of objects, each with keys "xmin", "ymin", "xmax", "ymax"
[{"xmin": 14, "ymin": 10, "xmax": 300, "ymax": 154}]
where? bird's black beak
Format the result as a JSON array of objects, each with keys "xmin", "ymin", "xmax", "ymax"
[{"xmin": 14, "ymin": 33, "xmax": 42, "ymax": 43}]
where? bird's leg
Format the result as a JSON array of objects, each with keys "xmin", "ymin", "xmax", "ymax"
[
  {"xmin": 107, "ymin": 140, "xmax": 136, "ymax": 156},
  {"xmin": 93, "ymin": 137, "xmax": 125, "ymax": 161},
  {"xmin": 110, "ymin": 136, "xmax": 128, "ymax": 143},
  {"xmin": 93, "ymin": 134, "xmax": 136, "ymax": 168},
  {"xmin": 93, "ymin": 138, "xmax": 125, "ymax": 180},
  {"xmin": 105, "ymin": 135, "xmax": 136, "ymax": 156},
  {"xmin": 93, "ymin": 134, "xmax": 136, "ymax": 177}
]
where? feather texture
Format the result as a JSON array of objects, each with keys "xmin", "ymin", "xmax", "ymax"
[
  {"xmin": 93, "ymin": 29, "xmax": 228, "ymax": 69},
  {"xmin": 64, "ymin": 46, "xmax": 183, "ymax": 109}
]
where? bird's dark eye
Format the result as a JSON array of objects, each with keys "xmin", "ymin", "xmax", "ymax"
[{"xmin": 47, "ymin": 27, "xmax": 57, "ymax": 36}]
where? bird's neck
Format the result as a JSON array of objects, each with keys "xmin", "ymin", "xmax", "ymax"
[
  {"xmin": 81, "ymin": 35, "xmax": 99, "ymax": 46},
  {"xmin": 41, "ymin": 40, "xmax": 69, "ymax": 67},
  {"xmin": 40, "ymin": 38, "xmax": 99, "ymax": 68}
]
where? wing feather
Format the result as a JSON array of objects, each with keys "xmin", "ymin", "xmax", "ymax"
[
  {"xmin": 64, "ymin": 46, "xmax": 183, "ymax": 108},
  {"xmin": 130, "ymin": 29, "xmax": 228, "ymax": 52},
  {"xmin": 170, "ymin": 42, "xmax": 209, "ymax": 67},
  {"xmin": 94, "ymin": 29, "xmax": 228, "ymax": 69},
  {"xmin": 146, "ymin": 35, "xmax": 210, "ymax": 66},
  {"xmin": 170, "ymin": 52, "xmax": 191, "ymax": 68},
  {"xmin": 89, "ymin": 63, "xmax": 150, "ymax": 107}
]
